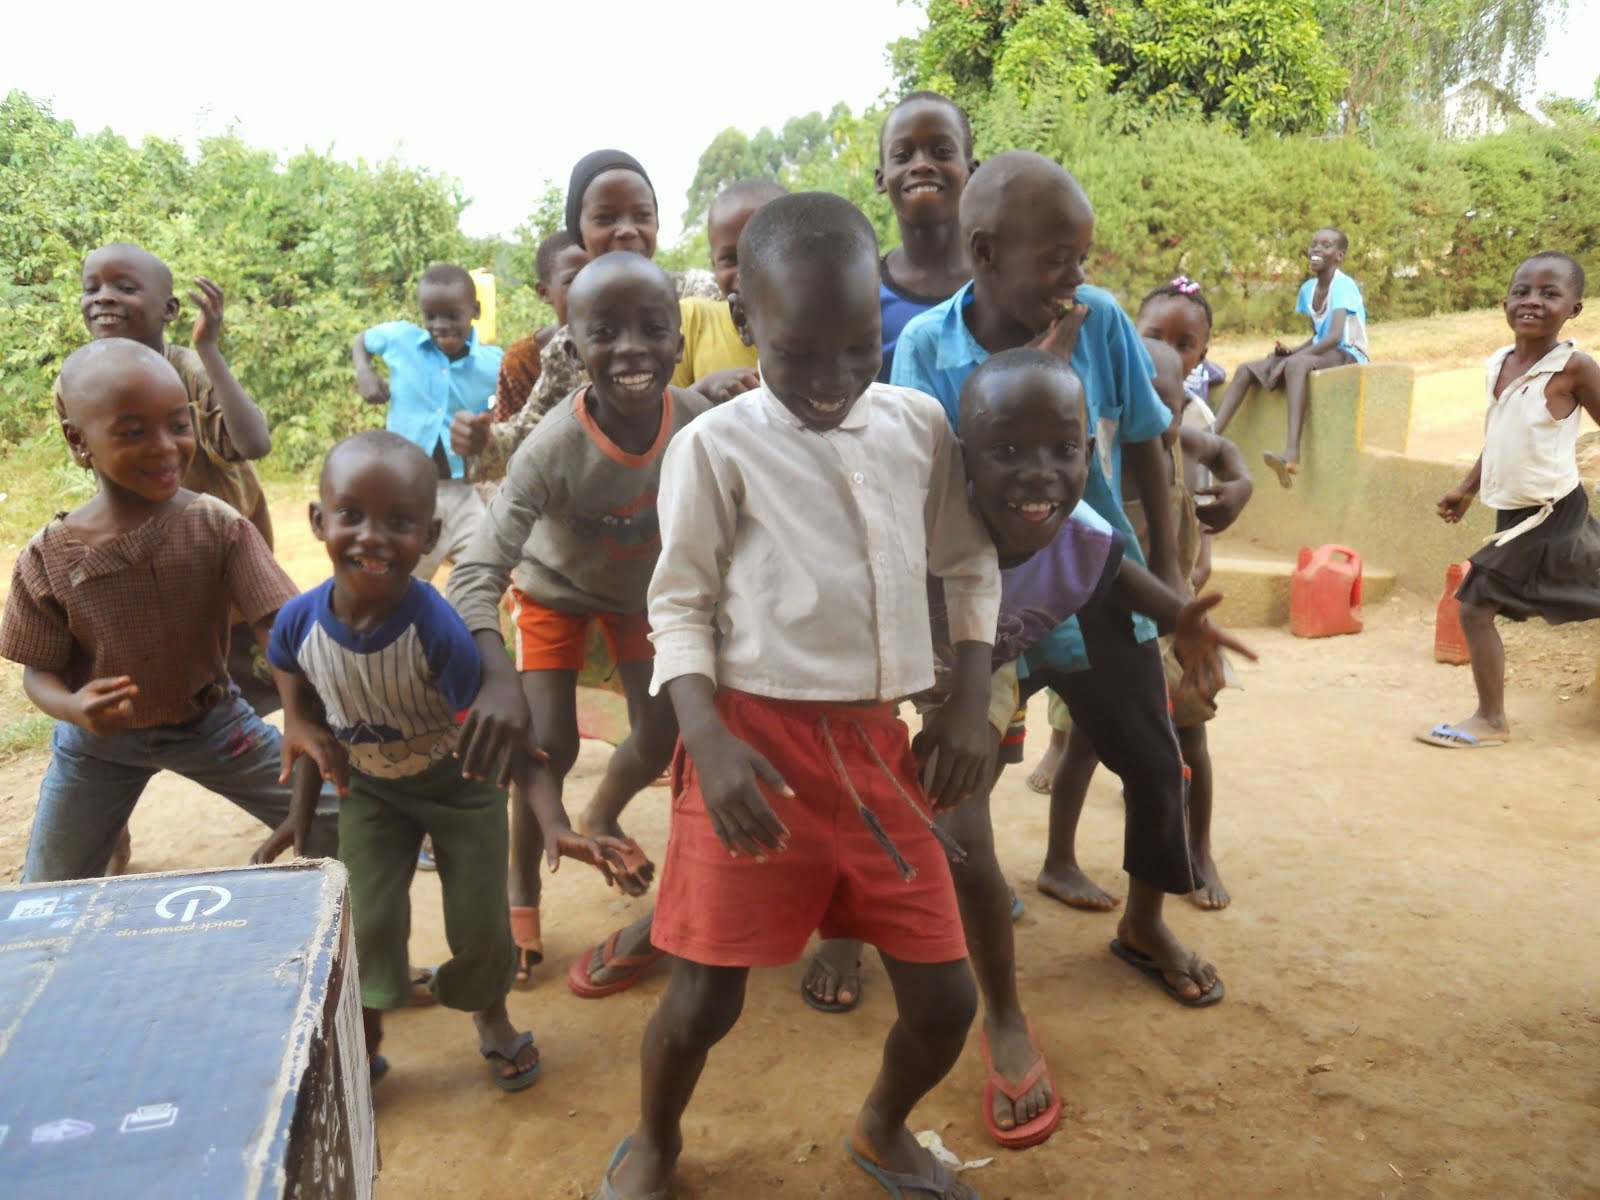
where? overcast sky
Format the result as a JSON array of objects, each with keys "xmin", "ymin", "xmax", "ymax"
[{"xmin": 5, "ymin": 0, "xmax": 1595, "ymax": 245}]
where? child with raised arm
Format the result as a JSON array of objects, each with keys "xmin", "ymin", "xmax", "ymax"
[
  {"xmin": 493, "ymin": 231, "xmax": 590, "ymax": 422},
  {"xmin": 447, "ymin": 253, "xmax": 705, "ymax": 978},
  {"xmin": 257, "ymin": 430, "xmax": 629, "ymax": 1089},
  {"xmin": 672, "ymin": 179, "xmax": 784, "ymax": 403},
  {"xmin": 877, "ymin": 90, "xmax": 980, "ymax": 380},
  {"xmin": 352, "ymin": 262, "xmax": 503, "ymax": 581},
  {"xmin": 1045, "ymin": 325, "xmax": 1254, "ymax": 915},
  {"xmin": 3, "ymin": 341, "xmax": 335, "ymax": 882},
  {"xmin": 1421, "ymin": 251, "xmax": 1600, "ymax": 748},
  {"xmin": 1212, "ymin": 227, "xmax": 1368, "ymax": 487},
  {"xmin": 592, "ymin": 193, "xmax": 1000, "ymax": 1200}
]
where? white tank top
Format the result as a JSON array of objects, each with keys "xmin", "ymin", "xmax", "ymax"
[{"xmin": 1479, "ymin": 341, "xmax": 1583, "ymax": 545}]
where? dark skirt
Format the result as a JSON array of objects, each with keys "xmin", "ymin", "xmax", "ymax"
[{"xmin": 1458, "ymin": 484, "xmax": 1600, "ymax": 624}]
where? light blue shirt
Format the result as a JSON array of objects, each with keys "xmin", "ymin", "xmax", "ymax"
[
  {"xmin": 892, "ymin": 282, "xmax": 1169, "ymax": 672},
  {"xmin": 363, "ymin": 322, "xmax": 504, "ymax": 479},
  {"xmin": 1297, "ymin": 269, "xmax": 1368, "ymax": 363}
]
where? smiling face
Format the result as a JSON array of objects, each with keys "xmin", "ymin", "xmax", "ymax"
[
  {"xmin": 1308, "ymin": 228, "xmax": 1345, "ymax": 276},
  {"xmin": 79, "ymin": 244, "xmax": 179, "ymax": 351},
  {"xmin": 535, "ymin": 243, "xmax": 591, "ymax": 328},
  {"xmin": 975, "ymin": 190, "xmax": 1094, "ymax": 338},
  {"xmin": 417, "ymin": 277, "xmax": 479, "ymax": 360},
  {"xmin": 579, "ymin": 169, "xmax": 659, "ymax": 259},
  {"xmin": 876, "ymin": 98, "xmax": 975, "ymax": 228},
  {"xmin": 736, "ymin": 250, "xmax": 882, "ymax": 430},
  {"xmin": 312, "ymin": 440, "xmax": 440, "ymax": 610},
  {"xmin": 961, "ymin": 362, "xmax": 1090, "ymax": 561},
  {"xmin": 1504, "ymin": 258, "xmax": 1584, "ymax": 339},
  {"xmin": 1137, "ymin": 293, "xmax": 1211, "ymax": 379},
  {"xmin": 61, "ymin": 343, "xmax": 196, "ymax": 505},
  {"xmin": 567, "ymin": 253, "xmax": 682, "ymax": 424}
]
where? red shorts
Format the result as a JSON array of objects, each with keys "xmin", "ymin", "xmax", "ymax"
[
  {"xmin": 506, "ymin": 587, "xmax": 652, "ymax": 672},
  {"xmin": 652, "ymin": 690, "xmax": 968, "ymax": 968}
]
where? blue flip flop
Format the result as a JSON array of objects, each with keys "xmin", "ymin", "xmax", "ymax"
[
  {"xmin": 1415, "ymin": 723, "xmax": 1506, "ymax": 749},
  {"xmin": 1109, "ymin": 939, "xmax": 1224, "ymax": 1007},
  {"xmin": 845, "ymin": 1138, "xmax": 979, "ymax": 1199},
  {"xmin": 1009, "ymin": 891, "xmax": 1025, "ymax": 922},
  {"xmin": 592, "ymin": 1137, "xmax": 667, "ymax": 1200},
  {"xmin": 479, "ymin": 1029, "xmax": 540, "ymax": 1093}
]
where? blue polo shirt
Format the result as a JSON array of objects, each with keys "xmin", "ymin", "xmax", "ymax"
[
  {"xmin": 892, "ymin": 282, "xmax": 1169, "ymax": 672},
  {"xmin": 362, "ymin": 322, "xmax": 504, "ymax": 480}
]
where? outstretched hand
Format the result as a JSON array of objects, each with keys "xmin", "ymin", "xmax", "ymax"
[
  {"xmin": 1171, "ymin": 592, "xmax": 1258, "ymax": 699},
  {"xmin": 693, "ymin": 367, "xmax": 760, "ymax": 406},
  {"xmin": 546, "ymin": 830, "xmax": 654, "ymax": 894},
  {"xmin": 189, "ymin": 277, "xmax": 226, "ymax": 348}
]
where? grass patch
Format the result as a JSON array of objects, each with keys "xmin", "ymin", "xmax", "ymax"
[{"xmin": 0, "ymin": 711, "xmax": 53, "ymax": 760}]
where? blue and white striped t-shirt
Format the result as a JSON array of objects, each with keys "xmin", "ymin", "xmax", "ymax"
[{"xmin": 268, "ymin": 579, "xmax": 481, "ymax": 779}]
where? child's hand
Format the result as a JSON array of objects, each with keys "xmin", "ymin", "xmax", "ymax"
[
  {"xmin": 1193, "ymin": 478, "xmax": 1253, "ymax": 534},
  {"xmin": 1034, "ymin": 301, "xmax": 1090, "ymax": 363},
  {"xmin": 451, "ymin": 410, "xmax": 491, "ymax": 458},
  {"xmin": 72, "ymin": 676, "xmax": 138, "ymax": 736},
  {"xmin": 692, "ymin": 367, "xmax": 760, "ymax": 406},
  {"xmin": 455, "ymin": 674, "xmax": 531, "ymax": 787},
  {"xmin": 355, "ymin": 369, "xmax": 390, "ymax": 406},
  {"xmin": 280, "ymin": 720, "xmax": 349, "ymax": 797},
  {"xmin": 250, "ymin": 820, "xmax": 299, "ymax": 865},
  {"xmin": 690, "ymin": 727, "xmax": 792, "ymax": 859},
  {"xmin": 913, "ymin": 695, "xmax": 994, "ymax": 812},
  {"xmin": 1436, "ymin": 487, "xmax": 1473, "ymax": 524},
  {"xmin": 1272, "ymin": 339, "xmax": 1292, "ymax": 357},
  {"xmin": 1264, "ymin": 358, "xmax": 1289, "ymax": 388},
  {"xmin": 189, "ymin": 278, "xmax": 227, "ymax": 349},
  {"xmin": 1172, "ymin": 593, "xmax": 1258, "ymax": 698},
  {"xmin": 546, "ymin": 830, "xmax": 653, "ymax": 892}
]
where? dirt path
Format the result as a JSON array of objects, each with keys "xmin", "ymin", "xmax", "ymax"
[{"xmin": 3, "ymin": 592, "xmax": 1596, "ymax": 1198}]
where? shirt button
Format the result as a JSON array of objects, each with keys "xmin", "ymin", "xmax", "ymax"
[
  {"xmin": 853, "ymin": 472, "xmax": 865, "ymax": 484},
  {"xmin": 877, "ymin": 552, "xmax": 888, "ymax": 565}
]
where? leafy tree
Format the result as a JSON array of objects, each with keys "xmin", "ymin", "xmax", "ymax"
[{"xmin": 901, "ymin": 0, "xmax": 1346, "ymax": 134}]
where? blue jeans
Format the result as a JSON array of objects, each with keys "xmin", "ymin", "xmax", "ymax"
[{"xmin": 22, "ymin": 690, "xmax": 339, "ymax": 883}]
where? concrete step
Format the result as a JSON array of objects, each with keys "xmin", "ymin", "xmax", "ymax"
[{"xmin": 1205, "ymin": 543, "xmax": 1396, "ymax": 628}]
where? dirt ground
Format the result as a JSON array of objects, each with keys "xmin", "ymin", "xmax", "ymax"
[{"xmin": 2, "ymin": 588, "xmax": 1597, "ymax": 1199}]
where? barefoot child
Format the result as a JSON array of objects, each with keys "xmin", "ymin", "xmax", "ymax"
[
  {"xmin": 1047, "ymin": 331, "xmax": 1254, "ymax": 914},
  {"xmin": 673, "ymin": 179, "xmax": 785, "ymax": 402},
  {"xmin": 493, "ymin": 231, "xmax": 590, "ymax": 421},
  {"xmin": 889, "ymin": 152, "xmax": 1223, "ymax": 1012},
  {"xmin": 2, "ymin": 341, "xmax": 336, "ymax": 882},
  {"xmin": 447, "ymin": 254, "xmax": 705, "ymax": 978},
  {"xmin": 1212, "ymin": 227, "xmax": 1368, "ymax": 487},
  {"xmin": 877, "ymin": 90, "xmax": 979, "ymax": 380},
  {"xmin": 352, "ymin": 263, "xmax": 503, "ymax": 581},
  {"xmin": 1422, "ymin": 251, "xmax": 1600, "ymax": 748},
  {"xmin": 259, "ymin": 430, "xmax": 615, "ymax": 1089},
  {"xmin": 593, "ymin": 192, "xmax": 1001, "ymax": 1200}
]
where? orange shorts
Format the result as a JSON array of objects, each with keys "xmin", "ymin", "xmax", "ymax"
[
  {"xmin": 652, "ymin": 689, "xmax": 968, "ymax": 968},
  {"xmin": 506, "ymin": 587, "xmax": 653, "ymax": 673}
]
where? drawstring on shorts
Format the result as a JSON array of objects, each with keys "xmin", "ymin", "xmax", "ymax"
[{"xmin": 817, "ymin": 714, "xmax": 967, "ymax": 882}]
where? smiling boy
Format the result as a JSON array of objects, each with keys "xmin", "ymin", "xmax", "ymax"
[{"xmin": 353, "ymin": 262, "xmax": 503, "ymax": 579}]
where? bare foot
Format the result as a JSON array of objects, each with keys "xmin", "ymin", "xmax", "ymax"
[
  {"xmin": 801, "ymin": 939, "xmax": 863, "ymax": 1011},
  {"xmin": 1036, "ymin": 863, "xmax": 1120, "ymax": 911},
  {"xmin": 106, "ymin": 825, "xmax": 132, "ymax": 876},
  {"xmin": 984, "ymin": 1014, "xmax": 1054, "ymax": 1132},
  {"xmin": 1024, "ymin": 737, "xmax": 1063, "ymax": 795},
  {"xmin": 1263, "ymin": 451, "xmax": 1299, "ymax": 489},
  {"xmin": 1114, "ymin": 914, "xmax": 1218, "ymax": 1003},
  {"xmin": 472, "ymin": 1005, "xmax": 539, "ymax": 1082},
  {"xmin": 1188, "ymin": 851, "xmax": 1231, "ymax": 910},
  {"xmin": 851, "ymin": 1113, "xmax": 977, "ymax": 1200}
]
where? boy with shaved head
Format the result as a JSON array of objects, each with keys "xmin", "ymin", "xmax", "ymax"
[{"xmin": 4, "ymin": 341, "xmax": 336, "ymax": 882}]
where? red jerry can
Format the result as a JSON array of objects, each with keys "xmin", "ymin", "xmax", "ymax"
[
  {"xmin": 1289, "ymin": 545, "xmax": 1364, "ymax": 638},
  {"xmin": 1434, "ymin": 561, "xmax": 1472, "ymax": 664}
]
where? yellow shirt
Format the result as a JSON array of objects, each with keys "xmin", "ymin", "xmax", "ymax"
[{"xmin": 671, "ymin": 297, "xmax": 758, "ymax": 388}]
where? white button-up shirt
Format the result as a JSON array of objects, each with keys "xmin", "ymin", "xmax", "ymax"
[{"xmin": 648, "ymin": 381, "xmax": 1000, "ymax": 701}]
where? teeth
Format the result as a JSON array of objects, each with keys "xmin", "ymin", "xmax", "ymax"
[
  {"xmin": 1009, "ymin": 500, "xmax": 1058, "ymax": 523},
  {"xmin": 353, "ymin": 557, "xmax": 391, "ymax": 575},
  {"xmin": 614, "ymin": 373, "xmax": 654, "ymax": 389},
  {"xmin": 808, "ymin": 398, "xmax": 847, "ymax": 413},
  {"xmin": 905, "ymin": 183, "xmax": 940, "ymax": 193}
]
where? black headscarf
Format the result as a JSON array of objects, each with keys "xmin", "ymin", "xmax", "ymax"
[{"xmin": 565, "ymin": 150, "xmax": 657, "ymax": 248}]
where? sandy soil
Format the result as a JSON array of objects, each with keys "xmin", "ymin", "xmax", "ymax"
[{"xmin": 3, "ymin": 588, "xmax": 1597, "ymax": 1199}]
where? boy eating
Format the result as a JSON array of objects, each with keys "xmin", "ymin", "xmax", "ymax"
[
  {"xmin": 352, "ymin": 263, "xmax": 503, "ymax": 580},
  {"xmin": 3, "ymin": 341, "xmax": 335, "ymax": 882},
  {"xmin": 1212, "ymin": 226, "xmax": 1368, "ymax": 486},
  {"xmin": 592, "ymin": 193, "xmax": 999, "ymax": 1200}
]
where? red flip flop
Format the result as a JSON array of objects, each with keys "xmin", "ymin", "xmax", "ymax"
[
  {"xmin": 980, "ymin": 1025, "xmax": 1062, "ymax": 1149},
  {"xmin": 566, "ymin": 930, "xmax": 665, "ymax": 999}
]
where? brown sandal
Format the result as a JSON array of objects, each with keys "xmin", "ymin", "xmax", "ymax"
[{"xmin": 511, "ymin": 906, "xmax": 542, "ymax": 985}]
